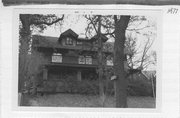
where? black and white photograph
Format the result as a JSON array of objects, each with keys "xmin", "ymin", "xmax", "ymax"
[
  {"xmin": 18, "ymin": 12, "xmax": 158, "ymax": 108},
  {"xmin": 1, "ymin": 4, "xmax": 180, "ymax": 118}
]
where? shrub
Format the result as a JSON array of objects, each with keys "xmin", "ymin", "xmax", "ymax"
[
  {"xmin": 40, "ymin": 73, "xmax": 155, "ymax": 96},
  {"xmin": 127, "ymin": 74, "xmax": 154, "ymax": 96}
]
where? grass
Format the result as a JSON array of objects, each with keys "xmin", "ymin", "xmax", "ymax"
[{"xmin": 28, "ymin": 93, "xmax": 155, "ymax": 108}]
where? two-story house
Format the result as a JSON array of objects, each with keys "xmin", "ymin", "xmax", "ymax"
[{"xmin": 32, "ymin": 29, "xmax": 113, "ymax": 93}]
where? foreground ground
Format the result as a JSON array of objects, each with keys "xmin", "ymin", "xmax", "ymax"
[{"xmin": 28, "ymin": 93, "xmax": 155, "ymax": 108}]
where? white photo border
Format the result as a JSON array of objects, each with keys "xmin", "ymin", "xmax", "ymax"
[
  {"xmin": 1, "ymin": 5, "xmax": 179, "ymax": 118},
  {"xmin": 13, "ymin": 6, "xmax": 162, "ymax": 112}
]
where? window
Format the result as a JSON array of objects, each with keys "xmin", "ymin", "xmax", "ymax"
[
  {"xmin": 66, "ymin": 37, "xmax": 73, "ymax": 45},
  {"xmin": 52, "ymin": 53, "xmax": 62, "ymax": 63},
  {"xmin": 85, "ymin": 56, "xmax": 92, "ymax": 64},
  {"xmin": 106, "ymin": 57, "xmax": 113, "ymax": 66},
  {"xmin": 78, "ymin": 56, "xmax": 85, "ymax": 64},
  {"xmin": 77, "ymin": 41, "xmax": 82, "ymax": 45},
  {"xmin": 78, "ymin": 56, "xmax": 92, "ymax": 64}
]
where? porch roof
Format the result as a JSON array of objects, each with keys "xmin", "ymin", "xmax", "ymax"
[{"xmin": 44, "ymin": 63, "xmax": 98, "ymax": 69}]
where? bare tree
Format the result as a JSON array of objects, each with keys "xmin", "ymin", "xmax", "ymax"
[
  {"xmin": 126, "ymin": 36, "xmax": 155, "ymax": 70},
  {"xmin": 83, "ymin": 15, "xmax": 155, "ymax": 107},
  {"xmin": 84, "ymin": 15, "xmax": 106, "ymax": 106},
  {"xmin": 85, "ymin": 15, "xmax": 131, "ymax": 107},
  {"xmin": 19, "ymin": 14, "xmax": 64, "ymax": 105}
]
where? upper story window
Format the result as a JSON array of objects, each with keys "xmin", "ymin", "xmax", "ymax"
[
  {"xmin": 106, "ymin": 57, "xmax": 113, "ymax": 66},
  {"xmin": 52, "ymin": 53, "xmax": 62, "ymax": 63},
  {"xmin": 78, "ymin": 55, "xmax": 92, "ymax": 65},
  {"xmin": 85, "ymin": 56, "xmax": 92, "ymax": 64},
  {"xmin": 78, "ymin": 56, "xmax": 85, "ymax": 64},
  {"xmin": 66, "ymin": 37, "xmax": 73, "ymax": 45},
  {"xmin": 77, "ymin": 41, "xmax": 82, "ymax": 45}
]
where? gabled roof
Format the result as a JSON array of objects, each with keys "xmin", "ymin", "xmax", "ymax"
[
  {"xmin": 32, "ymin": 35, "xmax": 113, "ymax": 53},
  {"xmin": 58, "ymin": 29, "xmax": 108, "ymax": 43},
  {"xmin": 32, "ymin": 35, "xmax": 59, "ymax": 47},
  {"xmin": 76, "ymin": 37, "xmax": 91, "ymax": 42},
  {"xmin": 91, "ymin": 34, "xmax": 108, "ymax": 42},
  {"xmin": 59, "ymin": 29, "xmax": 78, "ymax": 41},
  {"xmin": 32, "ymin": 34, "xmax": 133, "ymax": 55}
]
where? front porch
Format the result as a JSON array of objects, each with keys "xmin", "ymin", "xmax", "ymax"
[
  {"xmin": 39, "ymin": 63, "xmax": 99, "ymax": 94},
  {"xmin": 43, "ymin": 63, "xmax": 98, "ymax": 81}
]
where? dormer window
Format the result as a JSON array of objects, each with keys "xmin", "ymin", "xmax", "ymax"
[
  {"xmin": 66, "ymin": 37, "xmax": 73, "ymax": 45},
  {"xmin": 52, "ymin": 53, "xmax": 62, "ymax": 63}
]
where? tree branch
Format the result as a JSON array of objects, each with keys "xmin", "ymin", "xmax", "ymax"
[
  {"xmin": 85, "ymin": 15, "xmax": 98, "ymax": 34},
  {"xmin": 31, "ymin": 15, "xmax": 64, "ymax": 26},
  {"xmin": 127, "ymin": 25, "xmax": 151, "ymax": 31}
]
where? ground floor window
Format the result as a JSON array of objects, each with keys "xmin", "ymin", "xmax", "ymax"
[{"xmin": 81, "ymin": 69, "xmax": 98, "ymax": 80}]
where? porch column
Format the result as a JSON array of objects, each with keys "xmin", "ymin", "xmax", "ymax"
[
  {"xmin": 77, "ymin": 70, "xmax": 82, "ymax": 81},
  {"xmin": 43, "ymin": 67, "xmax": 48, "ymax": 80}
]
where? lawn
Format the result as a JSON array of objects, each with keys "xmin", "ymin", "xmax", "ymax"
[{"xmin": 28, "ymin": 93, "xmax": 155, "ymax": 108}]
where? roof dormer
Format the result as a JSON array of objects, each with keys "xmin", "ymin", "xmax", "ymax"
[
  {"xmin": 58, "ymin": 29, "xmax": 109, "ymax": 47},
  {"xmin": 58, "ymin": 29, "xmax": 79, "ymax": 43}
]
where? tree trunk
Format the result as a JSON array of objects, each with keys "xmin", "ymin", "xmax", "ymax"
[
  {"xmin": 114, "ymin": 15, "xmax": 130, "ymax": 108},
  {"xmin": 19, "ymin": 14, "xmax": 31, "ymax": 105},
  {"xmin": 97, "ymin": 15, "xmax": 105, "ymax": 106}
]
